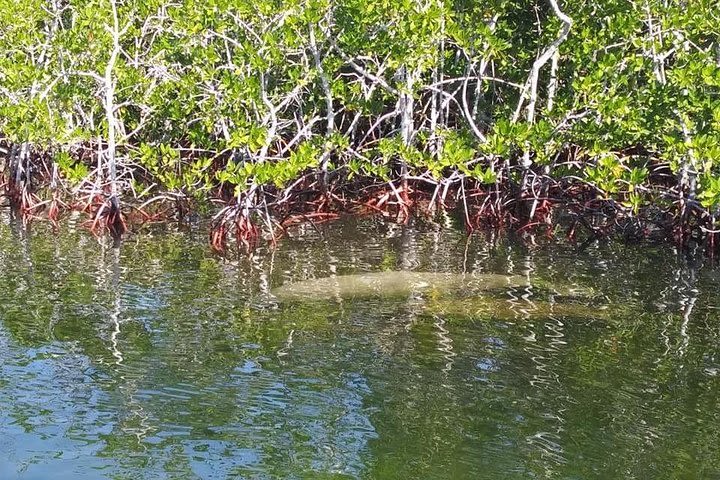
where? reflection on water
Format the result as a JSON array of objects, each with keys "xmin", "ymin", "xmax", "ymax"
[{"xmin": 1, "ymin": 215, "xmax": 720, "ymax": 479}]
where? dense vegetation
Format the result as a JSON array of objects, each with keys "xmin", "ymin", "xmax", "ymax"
[{"xmin": 0, "ymin": 0, "xmax": 718, "ymax": 250}]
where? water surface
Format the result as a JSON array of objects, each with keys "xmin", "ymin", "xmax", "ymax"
[{"xmin": 1, "ymin": 216, "xmax": 719, "ymax": 479}]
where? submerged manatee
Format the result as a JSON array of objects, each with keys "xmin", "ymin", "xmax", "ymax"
[
  {"xmin": 273, "ymin": 271, "xmax": 527, "ymax": 302},
  {"xmin": 271, "ymin": 270, "xmax": 606, "ymax": 320}
]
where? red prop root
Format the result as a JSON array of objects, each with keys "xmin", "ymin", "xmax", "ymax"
[
  {"xmin": 210, "ymin": 208, "xmax": 260, "ymax": 253},
  {"xmin": 90, "ymin": 196, "xmax": 127, "ymax": 238}
]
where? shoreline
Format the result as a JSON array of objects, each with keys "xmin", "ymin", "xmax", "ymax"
[{"xmin": 0, "ymin": 149, "xmax": 703, "ymax": 254}]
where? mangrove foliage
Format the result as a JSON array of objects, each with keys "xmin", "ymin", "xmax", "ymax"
[{"xmin": 0, "ymin": 0, "xmax": 719, "ymax": 249}]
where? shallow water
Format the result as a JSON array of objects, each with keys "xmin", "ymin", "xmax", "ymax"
[{"xmin": 1, "ymin": 215, "xmax": 720, "ymax": 479}]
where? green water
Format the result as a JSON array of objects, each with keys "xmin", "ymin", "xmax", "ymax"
[{"xmin": 1, "ymin": 215, "xmax": 719, "ymax": 479}]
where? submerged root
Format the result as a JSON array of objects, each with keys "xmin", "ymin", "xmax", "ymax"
[
  {"xmin": 210, "ymin": 220, "xmax": 227, "ymax": 252},
  {"xmin": 234, "ymin": 213, "xmax": 259, "ymax": 251},
  {"xmin": 6, "ymin": 182, "xmax": 42, "ymax": 227},
  {"xmin": 46, "ymin": 192, "xmax": 69, "ymax": 230},
  {"xmin": 91, "ymin": 196, "xmax": 127, "ymax": 238},
  {"xmin": 469, "ymin": 190, "xmax": 511, "ymax": 231},
  {"xmin": 210, "ymin": 206, "xmax": 260, "ymax": 253}
]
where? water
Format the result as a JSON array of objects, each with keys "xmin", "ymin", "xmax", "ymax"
[{"xmin": 1, "ymin": 215, "xmax": 720, "ymax": 479}]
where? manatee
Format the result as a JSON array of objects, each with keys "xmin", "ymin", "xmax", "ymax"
[
  {"xmin": 274, "ymin": 271, "xmax": 541, "ymax": 302},
  {"xmin": 271, "ymin": 270, "xmax": 606, "ymax": 320},
  {"xmin": 271, "ymin": 271, "xmax": 532, "ymax": 302}
]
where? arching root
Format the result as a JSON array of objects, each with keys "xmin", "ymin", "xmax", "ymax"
[
  {"xmin": 210, "ymin": 206, "xmax": 260, "ymax": 253},
  {"xmin": 91, "ymin": 195, "xmax": 127, "ymax": 238}
]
